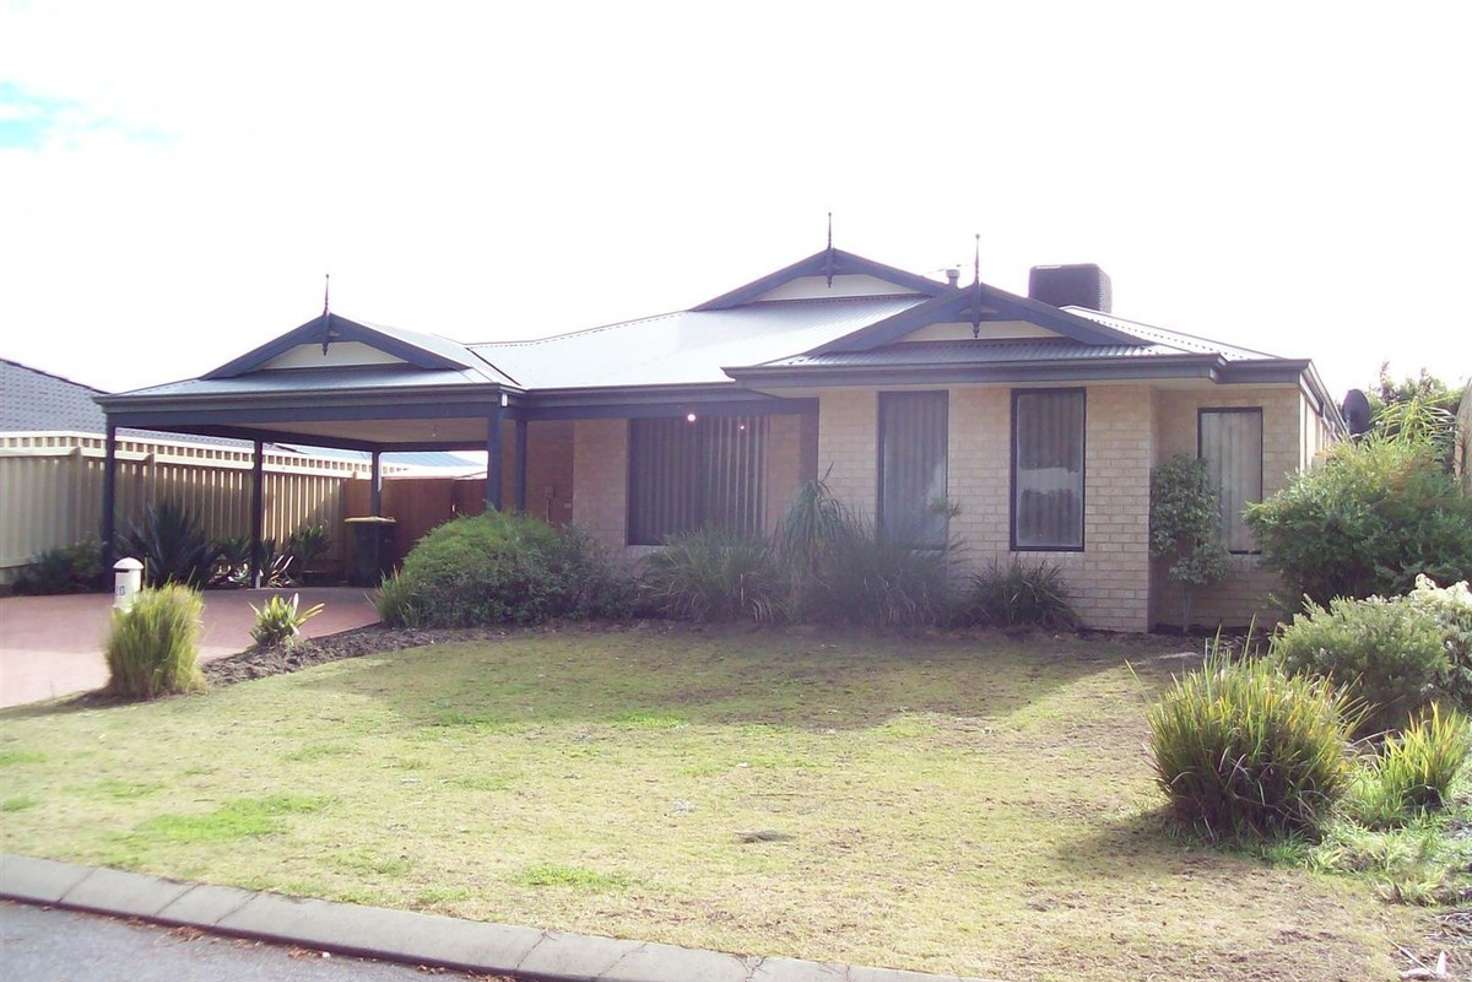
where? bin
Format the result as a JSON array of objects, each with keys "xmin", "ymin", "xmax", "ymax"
[{"xmin": 345, "ymin": 516, "xmax": 398, "ymax": 587}]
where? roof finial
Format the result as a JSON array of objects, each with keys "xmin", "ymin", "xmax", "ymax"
[
  {"xmin": 971, "ymin": 234, "xmax": 983, "ymax": 338},
  {"xmin": 321, "ymin": 273, "xmax": 333, "ymax": 353},
  {"xmin": 824, "ymin": 211, "xmax": 835, "ymax": 287}
]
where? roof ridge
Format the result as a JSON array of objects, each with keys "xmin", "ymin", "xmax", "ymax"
[
  {"xmin": 1, "ymin": 356, "xmax": 109, "ymax": 394},
  {"xmin": 468, "ymin": 310, "xmax": 686, "ymax": 348}
]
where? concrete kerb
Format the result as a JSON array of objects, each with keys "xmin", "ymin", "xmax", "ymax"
[{"xmin": 0, "ymin": 854, "xmax": 1004, "ymax": 982}]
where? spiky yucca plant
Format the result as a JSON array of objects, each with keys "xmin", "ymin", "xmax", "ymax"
[
  {"xmin": 1147, "ymin": 640, "xmax": 1361, "ymax": 839},
  {"xmin": 249, "ymin": 593, "xmax": 325, "ymax": 648},
  {"xmin": 104, "ymin": 585, "xmax": 205, "ymax": 699}
]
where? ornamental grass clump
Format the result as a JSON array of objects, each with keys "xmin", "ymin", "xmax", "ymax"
[
  {"xmin": 1147, "ymin": 643, "xmax": 1360, "ymax": 839},
  {"xmin": 104, "ymin": 585, "xmax": 205, "ymax": 699},
  {"xmin": 1367, "ymin": 704, "xmax": 1471, "ymax": 816},
  {"xmin": 962, "ymin": 557, "xmax": 1078, "ymax": 630},
  {"xmin": 640, "ymin": 527, "xmax": 786, "ymax": 623}
]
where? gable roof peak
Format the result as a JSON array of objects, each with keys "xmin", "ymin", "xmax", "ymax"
[{"xmin": 692, "ymin": 247, "xmax": 951, "ymax": 311}]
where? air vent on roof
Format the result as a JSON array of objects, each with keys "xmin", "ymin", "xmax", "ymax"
[{"xmin": 1028, "ymin": 264, "xmax": 1112, "ymax": 312}]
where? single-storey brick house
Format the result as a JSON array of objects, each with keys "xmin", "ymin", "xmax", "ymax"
[{"xmin": 97, "ymin": 244, "xmax": 1343, "ymax": 632}]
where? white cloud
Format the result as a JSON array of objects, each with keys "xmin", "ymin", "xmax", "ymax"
[{"xmin": 0, "ymin": 0, "xmax": 1468, "ymax": 396}]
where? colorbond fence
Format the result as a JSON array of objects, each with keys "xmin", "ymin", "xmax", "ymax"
[{"xmin": 0, "ymin": 431, "xmax": 373, "ymax": 584}]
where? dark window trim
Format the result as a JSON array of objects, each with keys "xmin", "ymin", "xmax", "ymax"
[
  {"xmin": 875, "ymin": 390, "xmax": 950, "ymax": 549},
  {"xmin": 1009, "ymin": 386, "xmax": 1087, "ymax": 553},
  {"xmin": 1196, "ymin": 406, "xmax": 1264, "ymax": 556}
]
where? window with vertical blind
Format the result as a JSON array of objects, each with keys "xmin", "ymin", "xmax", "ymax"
[
  {"xmin": 877, "ymin": 391, "xmax": 949, "ymax": 547},
  {"xmin": 1011, "ymin": 389, "xmax": 1085, "ymax": 550},
  {"xmin": 1198, "ymin": 408, "xmax": 1263, "ymax": 553},
  {"xmin": 627, "ymin": 416, "xmax": 768, "ymax": 545}
]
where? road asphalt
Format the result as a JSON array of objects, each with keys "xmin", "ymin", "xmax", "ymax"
[{"xmin": 0, "ymin": 901, "xmax": 496, "ymax": 981}]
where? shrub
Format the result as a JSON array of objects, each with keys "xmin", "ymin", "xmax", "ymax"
[
  {"xmin": 375, "ymin": 511, "xmax": 633, "ymax": 627},
  {"xmin": 1244, "ymin": 436, "xmax": 1472, "ymax": 605},
  {"xmin": 1368, "ymin": 704, "xmax": 1471, "ymax": 816},
  {"xmin": 1273, "ymin": 594, "xmax": 1449, "ymax": 736},
  {"xmin": 1149, "ymin": 454, "xmax": 1230, "ymax": 632},
  {"xmin": 1146, "ymin": 645, "xmax": 1359, "ymax": 839},
  {"xmin": 123, "ymin": 500, "xmax": 219, "ymax": 588},
  {"xmin": 249, "ymin": 593, "xmax": 325, "ymax": 647},
  {"xmin": 774, "ymin": 478, "xmax": 954, "ymax": 628},
  {"xmin": 13, "ymin": 539, "xmax": 102, "ymax": 594},
  {"xmin": 285, "ymin": 524, "xmax": 330, "ymax": 576},
  {"xmin": 961, "ymin": 557, "xmax": 1078, "ymax": 630},
  {"xmin": 104, "ymin": 585, "xmax": 205, "ymax": 699},
  {"xmin": 1405, "ymin": 575, "xmax": 1472, "ymax": 712},
  {"xmin": 640, "ymin": 527, "xmax": 786, "ymax": 622}
]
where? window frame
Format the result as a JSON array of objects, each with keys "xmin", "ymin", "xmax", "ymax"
[
  {"xmin": 1009, "ymin": 386, "xmax": 1087, "ymax": 553},
  {"xmin": 875, "ymin": 390, "xmax": 950, "ymax": 549},
  {"xmin": 1196, "ymin": 406, "xmax": 1264, "ymax": 556}
]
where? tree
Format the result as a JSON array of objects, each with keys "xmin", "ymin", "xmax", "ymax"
[{"xmin": 1150, "ymin": 455, "xmax": 1230, "ymax": 633}]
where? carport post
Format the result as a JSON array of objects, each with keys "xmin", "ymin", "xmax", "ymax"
[
  {"xmin": 370, "ymin": 450, "xmax": 383, "ymax": 515},
  {"xmin": 101, "ymin": 422, "xmax": 118, "ymax": 571},
  {"xmin": 486, "ymin": 403, "xmax": 503, "ymax": 511},
  {"xmin": 249, "ymin": 439, "xmax": 264, "ymax": 588},
  {"xmin": 514, "ymin": 419, "xmax": 528, "ymax": 512}
]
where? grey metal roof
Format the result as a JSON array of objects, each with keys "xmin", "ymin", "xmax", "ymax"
[
  {"xmin": 761, "ymin": 337, "xmax": 1201, "ymax": 369},
  {"xmin": 1062, "ymin": 308, "xmax": 1280, "ymax": 362},
  {"xmin": 469, "ymin": 295, "xmax": 928, "ymax": 389},
  {"xmin": 118, "ymin": 364, "xmax": 498, "ymax": 400}
]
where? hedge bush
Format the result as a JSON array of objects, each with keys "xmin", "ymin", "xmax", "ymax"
[
  {"xmin": 1147, "ymin": 648, "xmax": 1359, "ymax": 838},
  {"xmin": 1273, "ymin": 593, "xmax": 1447, "ymax": 736},
  {"xmin": 1244, "ymin": 437, "xmax": 1472, "ymax": 605},
  {"xmin": 104, "ymin": 585, "xmax": 205, "ymax": 699},
  {"xmin": 375, "ymin": 511, "xmax": 634, "ymax": 627}
]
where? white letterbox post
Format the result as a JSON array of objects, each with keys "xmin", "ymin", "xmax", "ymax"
[{"xmin": 113, "ymin": 557, "xmax": 143, "ymax": 611}]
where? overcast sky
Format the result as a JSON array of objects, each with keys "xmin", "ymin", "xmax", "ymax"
[{"xmin": 2, "ymin": 1, "xmax": 1468, "ymax": 398}]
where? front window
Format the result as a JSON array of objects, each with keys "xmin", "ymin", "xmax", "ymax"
[
  {"xmin": 627, "ymin": 415, "xmax": 768, "ymax": 545},
  {"xmin": 877, "ymin": 391, "xmax": 949, "ymax": 547},
  {"xmin": 1012, "ymin": 388, "xmax": 1085, "ymax": 550},
  {"xmin": 1198, "ymin": 408, "xmax": 1263, "ymax": 553}
]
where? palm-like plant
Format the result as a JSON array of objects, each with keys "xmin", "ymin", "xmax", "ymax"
[{"xmin": 122, "ymin": 500, "xmax": 218, "ymax": 588}]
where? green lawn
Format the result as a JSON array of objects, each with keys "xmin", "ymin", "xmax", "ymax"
[{"xmin": 0, "ymin": 628, "xmax": 1431, "ymax": 980}]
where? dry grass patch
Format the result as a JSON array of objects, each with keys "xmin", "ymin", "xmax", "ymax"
[{"xmin": 0, "ymin": 628, "xmax": 1437, "ymax": 979}]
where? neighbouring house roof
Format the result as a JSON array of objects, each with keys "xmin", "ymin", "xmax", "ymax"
[{"xmin": 94, "ymin": 241, "xmax": 1346, "ymax": 438}]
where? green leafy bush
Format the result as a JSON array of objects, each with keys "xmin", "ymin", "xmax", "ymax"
[
  {"xmin": 1406, "ymin": 575, "xmax": 1472, "ymax": 712},
  {"xmin": 285, "ymin": 524, "xmax": 330, "ymax": 575},
  {"xmin": 1146, "ymin": 645, "xmax": 1360, "ymax": 839},
  {"xmin": 13, "ymin": 539, "xmax": 102, "ymax": 594},
  {"xmin": 1149, "ymin": 454, "xmax": 1229, "ymax": 631},
  {"xmin": 375, "ymin": 511, "xmax": 633, "ymax": 627},
  {"xmin": 640, "ymin": 527, "xmax": 786, "ymax": 622},
  {"xmin": 1273, "ymin": 594, "xmax": 1450, "ymax": 736},
  {"xmin": 1367, "ymin": 704, "xmax": 1471, "ymax": 816},
  {"xmin": 1244, "ymin": 437, "xmax": 1472, "ymax": 605},
  {"xmin": 123, "ymin": 500, "xmax": 219, "ymax": 588},
  {"xmin": 249, "ymin": 593, "xmax": 325, "ymax": 647},
  {"xmin": 104, "ymin": 585, "xmax": 205, "ymax": 699},
  {"xmin": 961, "ymin": 557, "xmax": 1078, "ymax": 630}
]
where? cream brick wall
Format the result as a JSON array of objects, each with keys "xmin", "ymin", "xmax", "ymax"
[
  {"xmin": 572, "ymin": 419, "xmax": 628, "ymax": 552},
  {"xmin": 819, "ymin": 384, "xmax": 1155, "ymax": 633},
  {"xmin": 1151, "ymin": 385, "xmax": 1303, "ymax": 629},
  {"xmin": 815, "ymin": 389, "xmax": 878, "ymax": 518}
]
